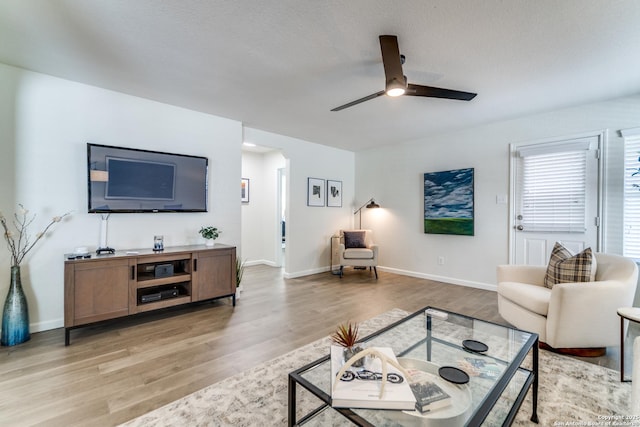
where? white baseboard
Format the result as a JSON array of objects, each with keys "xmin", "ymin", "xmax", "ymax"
[
  {"xmin": 245, "ymin": 259, "xmax": 278, "ymax": 267},
  {"xmin": 241, "ymin": 260, "xmax": 327, "ymax": 278},
  {"xmin": 284, "ymin": 266, "xmax": 330, "ymax": 279},
  {"xmin": 31, "ymin": 318, "xmax": 63, "ymax": 333},
  {"xmin": 283, "ymin": 264, "xmax": 497, "ymax": 292},
  {"xmin": 376, "ymin": 266, "xmax": 497, "ymax": 292}
]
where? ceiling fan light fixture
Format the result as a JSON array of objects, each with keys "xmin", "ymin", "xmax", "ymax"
[
  {"xmin": 330, "ymin": 35, "xmax": 477, "ymax": 111},
  {"xmin": 385, "ymin": 76, "xmax": 407, "ymax": 97},
  {"xmin": 386, "ymin": 87, "xmax": 405, "ymax": 97}
]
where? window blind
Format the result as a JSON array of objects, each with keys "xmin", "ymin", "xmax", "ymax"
[
  {"xmin": 623, "ymin": 134, "xmax": 640, "ymax": 258},
  {"xmin": 517, "ymin": 150, "xmax": 587, "ymax": 232}
]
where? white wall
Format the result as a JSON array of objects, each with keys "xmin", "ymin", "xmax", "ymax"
[
  {"xmin": 243, "ymin": 128, "xmax": 355, "ymax": 277},
  {"xmin": 356, "ymin": 94, "xmax": 640, "ymax": 290},
  {"xmin": 241, "ymin": 150, "xmax": 286, "ymax": 266},
  {"xmin": 0, "ymin": 66, "xmax": 17, "ymax": 212},
  {"xmin": 4, "ymin": 58, "xmax": 638, "ymax": 332},
  {"xmin": 0, "ymin": 63, "xmax": 356, "ymax": 332},
  {"xmin": 0, "ymin": 63, "xmax": 242, "ymax": 332}
]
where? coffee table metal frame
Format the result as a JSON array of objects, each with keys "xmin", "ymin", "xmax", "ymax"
[
  {"xmin": 618, "ymin": 306, "xmax": 640, "ymax": 382},
  {"xmin": 288, "ymin": 306, "xmax": 539, "ymax": 427}
]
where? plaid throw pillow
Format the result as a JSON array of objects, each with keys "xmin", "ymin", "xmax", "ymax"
[{"xmin": 544, "ymin": 242, "xmax": 595, "ymax": 288}]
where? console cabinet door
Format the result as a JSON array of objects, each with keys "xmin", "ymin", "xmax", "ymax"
[
  {"xmin": 193, "ymin": 249, "xmax": 235, "ymax": 301},
  {"xmin": 65, "ymin": 259, "xmax": 131, "ymax": 326}
]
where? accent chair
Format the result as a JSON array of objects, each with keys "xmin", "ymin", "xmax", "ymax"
[
  {"xmin": 338, "ymin": 229, "xmax": 378, "ymax": 279},
  {"xmin": 497, "ymin": 252, "xmax": 638, "ymax": 356}
]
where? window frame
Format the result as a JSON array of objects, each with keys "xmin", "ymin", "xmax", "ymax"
[{"xmin": 622, "ymin": 128, "xmax": 640, "ymax": 259}]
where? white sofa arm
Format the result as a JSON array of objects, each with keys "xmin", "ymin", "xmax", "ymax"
[
  {"xmin": 547, "ymin": 280, "xmax": 631, "ymax": 348},
  {"xmin": 338, "ymin": 243, "xmax": 346, "ymax": 263},
  {"xmin": 368, "ymin": 244, "xmax": 379, "ymax": 260},
  {"xmin": 497, "ymin": 265, "xmax": 546, "ymax": 286}
]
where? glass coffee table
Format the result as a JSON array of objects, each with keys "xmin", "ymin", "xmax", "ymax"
[{"xmin": 288, "ymin": 306, "xmax": 538, "ymax": 426}]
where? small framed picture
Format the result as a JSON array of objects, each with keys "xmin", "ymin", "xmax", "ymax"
[
  {"xmin": 327, "ymin": 180, "xmax": 342, "ymax": 207},
  {"xmin": 241, "ymin": 178, "xmax": 250, "ymax": 203},
  {"xmin": 307, "ymin": 177, "xmax": 325, "ymax": 207}
]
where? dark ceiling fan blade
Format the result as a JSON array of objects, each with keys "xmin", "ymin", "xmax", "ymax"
[
  {"xmin": 406, "ymin": 83, "xmax": 477, "ymax": 101},
  {"xmin": 379, "ymin": 35, "xmax": 404, "ymax": 89},
  {"xmin": 330, "ymin": 90, "xmax": 386, "ymax": 111},
  {"xmin": 331, "ymin": 35, "xmax": 477, "ymax": 111}
]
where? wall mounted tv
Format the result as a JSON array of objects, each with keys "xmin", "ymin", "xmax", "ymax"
[{"xmin": 87, "ymin": 143, "xmax": 208, "ymax": 213}]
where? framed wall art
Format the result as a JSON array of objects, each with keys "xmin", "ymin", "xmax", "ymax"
[
  {"xmin": 307, "ymin": 177, "xmax": 325, "ymax": 207},
  {"xmin": 327, "ymin": 180, "xmax": 342, "ymax": 207},
  {"xmin": 241, "ymin": 178, "xmax": 250, "ymax": 203},
  {"xmin": 424, "ymin": 168, "xmax": 474, "ymax": 236}
]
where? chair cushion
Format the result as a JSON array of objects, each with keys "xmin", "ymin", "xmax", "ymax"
[
  {"xmin": 343, "ymin": 248, "xmax": 374, "ymax": 259},
  {"xmin": 544, "ymin": 242, "xmax": 596, "ymax": 288},
  {"xmin": 498, "ymin": 281, "xmax": 551, "ymax": 316},
  {"xmin": 344, "ymin": 231, "xmax": 366, "ymax": 248}
]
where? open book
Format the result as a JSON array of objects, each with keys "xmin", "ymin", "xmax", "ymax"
[{"xmin": 330, "ymin": 346, "xmax": 416, "ymax": 410}]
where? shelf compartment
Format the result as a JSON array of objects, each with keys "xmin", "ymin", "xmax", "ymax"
[
  {"xmin": 137, "ymin": 282, "xmax": 190, "ymax": 305},
  {"xmin": 134, "ymin": 295, "xmax": 192, "ymax": 313},
  {"xmin": 135, "ymin": 272, "xmax": 191, "ymax": 288},
  {"xmin": 136, "ymin": 258, "xmax": 191, "ymax": 282}
]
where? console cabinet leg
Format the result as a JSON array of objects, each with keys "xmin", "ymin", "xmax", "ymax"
[{"xmin": 65, "ymin": 328, "xmax": 70, "ymax": 346}]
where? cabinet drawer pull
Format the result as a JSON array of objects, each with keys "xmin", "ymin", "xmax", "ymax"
[
  {"xmin": 131, "ymin": 266, "xmax": 135, "ymax": 280},
  {"xmin": 194, "ymin": 259, "xmax": 198, "ymax": 271}
]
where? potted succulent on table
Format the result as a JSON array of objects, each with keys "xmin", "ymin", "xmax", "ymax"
[
  {"xmin": 199, "ymin": 226, "xmax": 220, "ymax": 246},
  {"xmin": 331, "ymin": 321, "xmax": 365, "ymax": 367}
]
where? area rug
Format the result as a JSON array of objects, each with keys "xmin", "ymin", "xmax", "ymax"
[{"xmin": 120, "ymin": 308, "xmax": 631, "ymax": 426}]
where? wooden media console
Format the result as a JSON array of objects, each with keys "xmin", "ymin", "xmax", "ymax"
[{"xmin": 64, "ymin": 244, "xmax": 236, "ymax": 345}]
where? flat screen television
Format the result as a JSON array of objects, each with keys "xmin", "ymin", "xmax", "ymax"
[{"xmin": 87, "ymin": 143, "xmax": 208, "ymax": 213}]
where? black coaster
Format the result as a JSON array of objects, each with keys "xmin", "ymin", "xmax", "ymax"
[
  {"xmin": 462, "ymin": 339, "xmax": 488, "ymax": 353},
  {"xmin": 439, "ymin": 366, "xmax": 470, "ymax": 384}
]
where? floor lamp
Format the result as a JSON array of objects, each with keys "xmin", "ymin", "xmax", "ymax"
[{"xmin": 354, "ymin": 198, "xmax": 380, "ymax": 229}]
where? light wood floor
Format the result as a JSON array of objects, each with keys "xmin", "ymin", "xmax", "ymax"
[{"xmin": 0, "ymin": 265, "xmax": 621, "ymax": 426}]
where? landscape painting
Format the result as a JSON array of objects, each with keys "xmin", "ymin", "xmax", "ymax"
[{"xmin": 424, "ymin": 168, "xmax": 474, "ymax": 236}]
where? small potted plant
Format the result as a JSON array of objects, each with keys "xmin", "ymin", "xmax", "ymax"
[
  {"xmin": 199, "ymin": 226, "xmax": 220, "ymax": 246},
  {"xmin": 236, "ymin": 257, "xmax": 245, "ymax": 287},
  {"xmin": 331, "ymin": 321, "xmax": 365, "ymax": 367},
  {"xmin": 235, "ymin": 257, "xmax": 245, "ymax": 300}
]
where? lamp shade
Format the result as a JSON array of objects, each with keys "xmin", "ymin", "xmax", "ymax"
[{"xmin": 366, "ymin": 200, "xmax": 380, "ymax": 209}]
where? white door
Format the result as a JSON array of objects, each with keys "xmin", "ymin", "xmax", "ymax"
[
  {"xmin": 510, "ymin": 134, "xmax": 602, "ymax": 265},
  {"xmin": 276, "ymin": 167, "xmax": 286, "ymax": 267}
]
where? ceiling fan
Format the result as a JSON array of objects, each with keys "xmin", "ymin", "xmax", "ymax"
[{"xmin": 331, "ymin": 35, "xmax": 477, "ymax": 112}]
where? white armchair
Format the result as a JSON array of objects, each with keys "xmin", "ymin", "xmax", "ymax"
[
  {"xmin": 338, "ymin": 229, "xmax": 378, "ymax": 279},
  {"xmin": 497, "ymin": 252, "xmax": 638, "ymax": 355}
]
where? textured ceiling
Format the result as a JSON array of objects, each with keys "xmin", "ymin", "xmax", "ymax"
[{"xmin": 1, "ymin": 0, "xmax": 640, "ymax": 151}]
